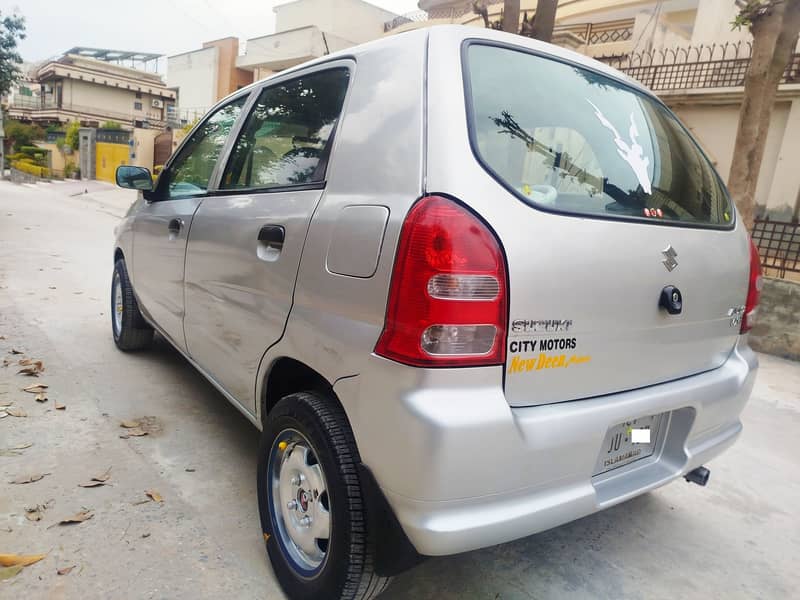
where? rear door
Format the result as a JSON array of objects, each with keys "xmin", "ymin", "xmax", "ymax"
[
  {"xmin": 454, "ymin": 40, "xmax": 749, "ymax": 406},
  {"xmin": 183, "ymin": 64, "xmax": 352, "ymax": 410},
  {"xmin": 132, "ymin": 95, "xmax": 248, "ymax": 350}
]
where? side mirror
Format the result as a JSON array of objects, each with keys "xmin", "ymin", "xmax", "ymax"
[{"xmin": 116, "ymin": 165, "xmax": 153, "ymax": 191}]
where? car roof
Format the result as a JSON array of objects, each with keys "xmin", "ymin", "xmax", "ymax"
[{"xmin": 226, "ymin": 25, "xmax": 650, "ymax": 105}]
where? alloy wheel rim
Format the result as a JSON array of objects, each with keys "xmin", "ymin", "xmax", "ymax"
[{"xmin": 269, "ymin": 429, "xmax": 331, "ymax": 575}]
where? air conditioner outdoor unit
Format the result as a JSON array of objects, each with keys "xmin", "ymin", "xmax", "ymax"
[{"xmin": 152, "ymin": 99, "xmax": 164, "ymax": 108}]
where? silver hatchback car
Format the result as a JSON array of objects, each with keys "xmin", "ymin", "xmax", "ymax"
[{"xmin": 113, "ymin": 26, "xmax": 760, "ymax": 600}]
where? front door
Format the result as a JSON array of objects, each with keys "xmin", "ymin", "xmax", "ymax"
[
  {"xmin": 184, "ymin": 65, "xmax": 352, "ymax": 410},
  {"xmin": 132, "ymin": 95, "xmax": 248, "ymax": 351}
]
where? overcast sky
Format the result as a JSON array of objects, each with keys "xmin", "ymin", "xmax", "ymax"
[{"xmin": 2, "ymin": 0, "xmax": 420, "ymax": 65}]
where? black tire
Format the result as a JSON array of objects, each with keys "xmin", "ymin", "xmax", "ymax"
[
  {"xmin": 111, "ymin": 258, "xmax": 154, "ymax": 351},
  {"xmin": 258, "ymin": 392, "xmax": 391, "ymax": 600}
]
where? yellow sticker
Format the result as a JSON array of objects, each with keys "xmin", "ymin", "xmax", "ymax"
[
  {"xmin": 522, "ymin": 183, "xmax": 532, "ymax": 196},
  {"xmin": 508, "ymin": 353, "xmax": 592, "ymax": 374},
  {"xmin": 723, "ymin": 211, "xmax": 730, "ymax": 221},
  {"xmin": 278, "ymin": 441, "xmax": 288, "ymax": 451}
]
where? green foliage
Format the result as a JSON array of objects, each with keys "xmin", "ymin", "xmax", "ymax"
[
  {"xmin": 102, "ymin": 120, "xmax": 122, "ymax": 130},
  {"xmin": 64, "ymin": 120, "xmax": 81, "ymax": 150},
  {"xmin": 11, "ymin": 159, "xmax": 50, "ymax": 178},
  {"xmin": 731, "ymin": 0, "xmax": 776, "ymax": 30},
  {"xmin": 3, "ymin": 119, "xmax": 43, "ymax": 150},
  {"xmin": 0, "ymin": 10, "xmax": 25, "ymax": 96},
  {"xmin": 64, "ymin": 161, "xmax": 77, "ymax": 178},
  {"xmin": 11, "ymin": 144, "xmax": 48, "ymax": 166}
]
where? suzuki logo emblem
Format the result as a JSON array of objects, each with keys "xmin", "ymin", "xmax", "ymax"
[{"xmin": 662, "ymin": 245, "xmax": 678, "ymax": 272}]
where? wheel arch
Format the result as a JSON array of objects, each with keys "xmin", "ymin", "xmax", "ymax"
[
  {"xmin": 261, "ymin": 357, "xmax": 337, "ymax": 427},
  {"xmin": 114, "ymin": 247, "xmax": 125, "ymax": 264}
]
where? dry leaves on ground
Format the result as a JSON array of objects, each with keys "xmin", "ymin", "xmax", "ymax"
[
  {"xmin": 23, "ymin": 384, "xmax": 48, "ymax": 393},
  {"xmin": 119, "ymin": 428, "xmax": 147, "ymax": 439},
  {"xmin": 144, "ymin": 489, "xmax": 163, "ymax": 503},
  {"xmin": 5, "ymin": 407, "xmax": 27, "ymax": 418},
  {"xmin": 24, "ymin": 502, "xmax": 52, "ymax": 522},
  {"xmin": 9, "ymin": 349, "xmax": 23, "ymax": 355},
  {"xmin": 10, "ymin": 473, "xmax": 50, "ymax": 485},
  {"xmin": 79, "ymin": 467, "xmax": 112, "ymax": 488},
  {"xmin": 57, "ymin": 565, "xmax": 75, "ymax": 576},
  {"xmin": 0, "ymin": 553, "xmax": 47, "ymax": 567},
  {"xmin": 0, "ymin": 443, "xmax": 33, "ymax": 457},
  {"xmin": 58, "ymin": 510, "xmax": 94, "ymax": 525},
  {"xmin": 35, "ymin": 393, "xmax": 47, "ymax": 403},
  {"xmin": 17, "ymin": 359, "xmax": 44, "ymax": 377},
  {"xmin": 119, "ymin": 420, "xmax": 140, "ymax": 429},
  {"xmin": 54, "ymin": 401, "xmax": 66, "ymax": 410}
]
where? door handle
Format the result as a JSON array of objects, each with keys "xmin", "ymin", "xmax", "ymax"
[
  {"xmin": 168, "ymin": 218, "xmax": 184, "ymax": 234},
  {"xmin": 258, "ymin": 225, "xmax": 285, "ymax": 250}
]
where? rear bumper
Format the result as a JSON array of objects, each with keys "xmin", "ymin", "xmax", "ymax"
[{"xmin": 336, "ymin": 339, "xmax": 757, "ymax": 557}]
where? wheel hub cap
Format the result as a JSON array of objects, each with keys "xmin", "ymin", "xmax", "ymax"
[{"xmin": 269, "ymin": 430, "xmax": 331, "ymax": 573}]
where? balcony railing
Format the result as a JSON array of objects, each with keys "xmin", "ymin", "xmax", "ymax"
[
  {"xmin": 8, "ymin": 97, "xmax": 166, "ymax": 128},
  {"xmin": 598, "ymin": 42, "xmax": 800, "ymax": 92}
]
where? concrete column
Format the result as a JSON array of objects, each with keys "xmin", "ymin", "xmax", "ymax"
[{"xmin": 79, "ymin": 127, "xmax": 96, "ymax": 180}]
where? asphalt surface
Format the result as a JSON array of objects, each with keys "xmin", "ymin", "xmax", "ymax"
[{"xmin": 1, "ymin": 179, "xmax": 798, "ymax": 599}]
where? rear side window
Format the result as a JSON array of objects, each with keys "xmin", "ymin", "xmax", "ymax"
[
  {"xmin": 221, "ymin": 68, "xmax": 350, "ymax": 190},
  {"xmin": 464, "ymin": 43, "xmax": 733, "ymax": 228}
]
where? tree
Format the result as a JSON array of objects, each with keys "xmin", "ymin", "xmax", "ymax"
[
  {"xmin": 65, "ymin": 120, "xmax": 81, "ymax": 150},
  {"xmin": 530, "ymin": 0, "xmax": 558, "ymax": 42},
  {"xmin": 727, "ymin": 0, "xmax": 800, "ymax": 231},
  {"xmin": 3, "ymin": 119, "xmax": 43, "ymax": 150},
  {"xmin": 0, "ymin": 10, "xmax": 26, "ymax": 96},
  {"xmin": 473, "ymin": 0, "xmax": 559, "ymax": 42}
]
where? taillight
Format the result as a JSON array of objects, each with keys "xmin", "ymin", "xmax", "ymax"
[
  {"xmin": 741, "ymin": 238, "xmax": 762, "ymax": 333},
  {"xmin": 375, "ymin": 195, "xmax": 507, "ymax": 367}
]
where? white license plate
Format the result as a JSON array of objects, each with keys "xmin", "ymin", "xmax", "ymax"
[{"xmin": 593, "ymin": 413, "xmax": 664, "ymax": 476}]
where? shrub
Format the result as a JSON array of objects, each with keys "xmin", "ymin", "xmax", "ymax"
[
  {"xmin": 11, "ymin": 160, "xmax": 51, "ymax": 178},
  {"xmin": 65, "ymin": 121, "xmax": 80, "ymax": 150},
  {"xmin": 64, "ymin": 161, "xmax": 77, "ymax": 178},
  {"xmin": 102, "ymin": 120, "xmax": 122, "ymax": 130}
]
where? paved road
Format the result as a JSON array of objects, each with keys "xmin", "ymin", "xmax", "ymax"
[{"xmin": 1, "ymin": 180, "xmax": 798, "ymax": 599}]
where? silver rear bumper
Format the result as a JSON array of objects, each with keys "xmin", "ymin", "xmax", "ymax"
[{"xmin": 336, "ymin": 339, "xmax": 757, "ymax": 556}]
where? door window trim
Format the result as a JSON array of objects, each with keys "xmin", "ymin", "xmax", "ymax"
[{"xmin": 207, "ymin": 58, "xmax": 356, "ymax": 197}]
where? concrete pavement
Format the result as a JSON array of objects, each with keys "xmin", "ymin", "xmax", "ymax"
[{"xmin": 1, "ymin": 180, "xmax": 798, "ymax": 599}]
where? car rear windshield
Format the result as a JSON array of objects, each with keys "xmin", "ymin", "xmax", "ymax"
[{"xmin": 464, "ymin": 43, "xmax": 734, "ymax": 228}]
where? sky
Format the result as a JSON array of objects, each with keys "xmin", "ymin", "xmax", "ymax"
[{"xmin": 2, "ymin": 0, "xmax": 420, "ymax": 67}]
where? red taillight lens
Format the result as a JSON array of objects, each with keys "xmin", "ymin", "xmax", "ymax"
[
  {"xmin": 375, "ymin": 195, "xmax": 508, "ymax": 367},
  {"xmin": 741, "ymin": 238, "xmax": 762, "ymax": 333}
]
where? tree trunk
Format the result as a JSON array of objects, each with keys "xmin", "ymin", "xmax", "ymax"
[
  {"xmin": 531, "ymin": 0, "xmax": 558, "ymax": 42},
  {"xmin": 727, "ymin": 0, "xmax": 800, "ymax": 231},
  {"xmin": 502, "ymin": 0, "xmax": 520, "ymax": 34}
]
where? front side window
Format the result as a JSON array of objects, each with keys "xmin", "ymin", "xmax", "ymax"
[
  {"xmin": 161, "ymin": 96, "xmax": 247, "ymax": 199},
  {"xmin": 464, "ymin": 43, "xmax": 733, "ymax": 227},
  {"xmin": 221, "ymin": 68, "xmax": 350, "ymax": 190}
]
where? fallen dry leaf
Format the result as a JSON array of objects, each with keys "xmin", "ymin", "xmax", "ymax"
[
  {"xmin": 23, "ymin": 384, "xmax": 48, "ymax": 393},
  {"xmin": 78, "ymin": 481, "xmax": 106, "ymax": 488},
  {"xmin": 0, "ymin": 553, "xmax": 47, "ymax": 567},
  {"xmin": 119, "ymin": 428, "xmax": 147, "ymax": 439},
  {"xmin": 58, "ymin": 510, "xmax": 94, "ymax": 525},
  {"xmin": 0, "ymin": 565, "xmax": 24, "ymax": 580},
  {"xmin": 9, "ymin": 349, "xmax": 23, "ymax": 355},
  {"xmin": 6, "ymin": 407, "xmax": 27, "ymax": 418},
  {"xmin": 14, "ymin": 443, "xmax": 33, "ymax": 450},
  {"xmin": 93, "ymin": 467, "xmax": 112, "ymax": 482},
  {"xmin": 25, "ymin": 507, "xmax": 43, "ymax": 522},
  {"xmin": 119, "ymin": 420, "xmax": 140, "ymax": 429},
  {"xmin": 57, "ymin": 565, "xmax": 75, "ymax": 576},
  {"xmin": 17, "ymin": 358, "xmax": 33, "ymax": 366},
  {"xmin": 35, "ymin": 393, "xmax": 48, "ymax": 403},
  {"xmin": 54, "ymin": 401, "xmax": 66, "ymax": 410},
  {"xmin": 145, "ymin": 489, "xmax": 163, "ymax": 503},
  {"xmin": 0, "ymin": 401, "xmax": 12, "ymax": 407},
  {"xmin": 10, "ymin": 473, "xmax": 49, "ymax": 485}
]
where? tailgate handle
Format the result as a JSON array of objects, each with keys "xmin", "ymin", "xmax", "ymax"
[{"xmin": 659, "ymin": 285, "xmax": 683, "ymax": 315}]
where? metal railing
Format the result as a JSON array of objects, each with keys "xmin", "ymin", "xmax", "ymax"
[
  {"xmin": 9, "ymin": 98, "xmax": 166, "ymax": 129},
  {"xmin": 598, "ymin": 42, "xmax": 800, "ymax": 92},
  {"xmin": 752, "ymin": 218, "xmax": 800, "ymax": 278}
]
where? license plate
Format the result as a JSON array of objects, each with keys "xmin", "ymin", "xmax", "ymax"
[{"xmin": 593, "ymin": 413, "xmax": 664, "ymax": 476}]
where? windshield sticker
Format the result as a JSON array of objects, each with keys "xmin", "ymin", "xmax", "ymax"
[{"xmin": 587, "ymin": 100, "xmax": 652, "ymax": 194}]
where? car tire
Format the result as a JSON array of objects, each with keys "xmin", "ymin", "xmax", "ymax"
[
  {"xmin": 258, "ymin": 391, "xmax": 391, "ymax": 600},
  {"xmin": 111, "ymin": 259, "xmax": 154, "ymax": 351}
]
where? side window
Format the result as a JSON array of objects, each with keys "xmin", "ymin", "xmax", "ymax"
[
  {"xmin": 161, "ymin": 96, "xmax": 247, "ymax": 199},
  {"xmin": 221, "ymin": 68, "xmax": 350, "ymax": 191}
]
